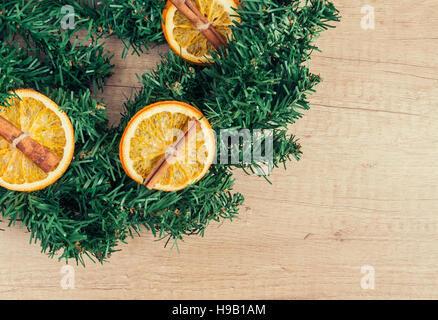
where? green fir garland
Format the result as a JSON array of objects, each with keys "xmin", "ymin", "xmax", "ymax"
[{"xmin": 0, "ymin": 0, "xmax": 340, "ymax": 265}]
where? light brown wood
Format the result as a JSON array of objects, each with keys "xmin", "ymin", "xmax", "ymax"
[{"xmin": 1, "ymin": 0, "xmax": 438, "ymax": 299}]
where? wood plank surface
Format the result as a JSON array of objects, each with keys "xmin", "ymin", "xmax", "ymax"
[{"xmin": 1, "ymin": 0, "xmax": 438, "ymax": 299}]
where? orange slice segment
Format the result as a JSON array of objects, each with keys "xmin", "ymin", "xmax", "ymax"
[
  {"xmin": 162, "ymin": 0, "xmax": 240, "ymax": 65},
  {"xmin": 119, "ymin": 101, "xmax": 216, "ymax": 191},
  {"xmin": 0, "ymin": 89, "xmax": 75, "ymax": 192}
]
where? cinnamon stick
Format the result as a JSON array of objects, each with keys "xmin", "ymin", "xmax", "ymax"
[
  {"xmin": 170, "ymin": 0, "xmax": 228, "ymax": 50},
  {"xmin": 0, "ymin": 115, "xmax": 60, "ymax": 173},
  {"xmin": 144, "ymin": 118, "xmax": 200, "ymax": 190}
]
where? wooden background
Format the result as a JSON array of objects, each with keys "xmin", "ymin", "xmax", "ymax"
[{"xmin": 1, "ymin": 0, "xmax": 438, "ymax": 299}]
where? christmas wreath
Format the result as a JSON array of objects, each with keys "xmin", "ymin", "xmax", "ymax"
[{"xmin": 0, "ymin": 0, "xmax": 339, "ymax": 264}]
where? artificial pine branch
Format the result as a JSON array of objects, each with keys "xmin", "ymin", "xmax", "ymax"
[{"xmin": 0, "ymin": 0, "xmax": 339, "ymax": 264}]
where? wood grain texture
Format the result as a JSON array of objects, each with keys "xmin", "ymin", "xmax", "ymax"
[{"xmin": 1, "ymin": 0, "xmax": 438, "ymax": 299}]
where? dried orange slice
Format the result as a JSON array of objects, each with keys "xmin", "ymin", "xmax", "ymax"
[
  {"xmin": 0, "ymin": 89, "xmax": 75, "ymax": 192},
  {"xmin": 162, "ymin": 0, "xmax": 240, "ymax": 65},
  {"xmin": 119, "ymin": 101, "xmax": 216, "ymax": 191}
]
